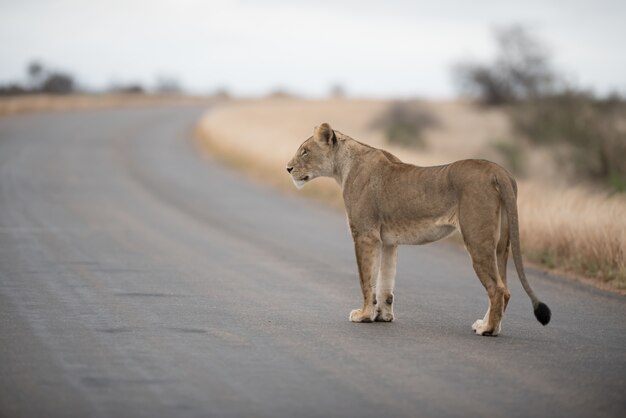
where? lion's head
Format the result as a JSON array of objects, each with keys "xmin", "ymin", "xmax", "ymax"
[{"xmin": 286, "ymin": 123, "xmax": 337, "ymax": 189}]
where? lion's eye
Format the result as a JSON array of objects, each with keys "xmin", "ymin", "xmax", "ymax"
[{"xmin": 302, "ymin": 149, "xmax": 308, "ymax": 157}]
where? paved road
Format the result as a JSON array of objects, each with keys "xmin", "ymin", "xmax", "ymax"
[{"xmin": 0, "ymin": 107, "xmax": 624, "ymax": 418}]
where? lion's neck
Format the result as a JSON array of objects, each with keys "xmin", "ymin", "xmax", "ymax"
[{"xmin": 331, "ymin": 138, "xmax": 375, "ymax": 189}]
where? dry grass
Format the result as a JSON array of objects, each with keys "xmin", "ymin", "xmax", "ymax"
[
  {"xmin": 0, "ymin": 94, "xmax": 214, "ymax": 116},
  {"xmin": 197, "ymin": 98, "xmax": 626, "ymax": 293},
  {"xmin": 518, "ymin": 183, "xmax": 626, "ymax": 290}
]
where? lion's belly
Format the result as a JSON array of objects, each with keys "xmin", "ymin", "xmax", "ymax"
[{"xmin": 381, "ymin": 217, "xmax": 459, "ymax": 246}]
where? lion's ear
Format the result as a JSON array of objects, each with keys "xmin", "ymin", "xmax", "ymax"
[{"xmin": 314, "ymin": 123, "xmax": 336, "ymax": 145}]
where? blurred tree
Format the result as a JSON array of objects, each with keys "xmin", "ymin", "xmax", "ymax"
[
  {"xmin": 453, "ymin": 25, "xmax": 555, "ymax": 105},
  {"xmin": 27, "ymin": 61, "xmax": 45, "ymax": 89},
  {"xmin": 41, "ymin": 72, "xmax": 75, "ymax": 94},
  {"xmin": 452, "ymin": 25, "xmax": 626, "ymax": 191}
]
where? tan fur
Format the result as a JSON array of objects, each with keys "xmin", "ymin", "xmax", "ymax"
[{"xmin": 287, "ymin": 123, "xmax": 547, "ymax": 335}]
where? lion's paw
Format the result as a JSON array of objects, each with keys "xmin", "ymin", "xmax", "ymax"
[
  {"xmin": 349, "ymin": 308, "xmax": 375, "ymax": 323},
  {"xmin": 473, "ymin": 319, "xmax": 500, "ymax": 336},
  {"xmin": 472, "ymin": 319, "xmax": 484, "ymax": 331},
  {"xmin": 375, "ymin": 309, "xmax": 394, "ymax": 322}
]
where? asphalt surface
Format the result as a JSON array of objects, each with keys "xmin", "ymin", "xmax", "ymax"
[{"xmin": 0, "ymin": 106, "xmax": 624, "ymax": 418}]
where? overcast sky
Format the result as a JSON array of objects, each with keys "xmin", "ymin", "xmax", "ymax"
[{"xmin": 1, "ymin": 0, "xmax": 625, "ymax": 98}]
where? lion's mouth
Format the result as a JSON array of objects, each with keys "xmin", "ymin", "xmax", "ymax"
[{"xmin": 291, "ymin": 174, "xmax": 310, "ymax": 190}]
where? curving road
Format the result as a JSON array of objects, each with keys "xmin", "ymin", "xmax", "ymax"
[{"xmin": 0, "ymin": 106, "xmax": 625, "ymax": 418}]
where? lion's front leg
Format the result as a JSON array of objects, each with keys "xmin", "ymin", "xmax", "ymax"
[
  {"xmin": 376, "ymin": 245, "xmax": 398, "ymax": 322},
  {"xmin": 349, "ymin": 233, "xmax": 382, "ymax": 323}
]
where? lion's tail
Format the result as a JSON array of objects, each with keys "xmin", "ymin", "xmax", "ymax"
[{"xmin": 496, "ymin": 173, "xmax": 551, "ymax": 326}]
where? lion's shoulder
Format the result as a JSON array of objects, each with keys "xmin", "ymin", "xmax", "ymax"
[{"xmin": 380, "ymin": 149, "xmax": 403, "ymax": 164}]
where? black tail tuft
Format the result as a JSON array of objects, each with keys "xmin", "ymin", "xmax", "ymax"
[{"xmin": 534, "ymin": 302, "xmax": 551, "ymax": 326}]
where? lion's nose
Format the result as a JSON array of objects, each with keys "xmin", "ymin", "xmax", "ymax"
[{"xmin": 286, "ymin": 166, "xmax": 294, "ymax": 173}]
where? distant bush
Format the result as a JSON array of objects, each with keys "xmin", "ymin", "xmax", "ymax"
[
  {"xmin": 0, "ymin": 60, "xmax": 77, "ymax": 95},
  {"xmin": 512, "ymin": 91, "xmax": 626, "ymax": 190},
  {"xmin": 212, "ymin": 88, "xmax": 231, "ymax": 100},
  {"xmin": 154, "ymin": 76, "xmax": 182, "ymax": 94},
  {"xmin": 0, "ymin": 84, "xmax": 29, "ymax": 96},
  {"xmin": 40, "ymin": 72, "xmax": 75, "ymax": 94},
  {"xmin": 329, "ymin": 83, "xmax": 346, "ymax": 98},
  {"xmin": 371, "ymin": 101, "xmax": 437, "ymax": 148},
  {"xmin": 267, "ymin": 88, "xmax": 299, "ymax": 99},
  {"xmin": 110, "ymin": 84, "xmax": 145, "ymax": 94}
]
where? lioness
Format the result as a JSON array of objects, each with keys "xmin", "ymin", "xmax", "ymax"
[{"xmin": 286, "ymin": 123, "xmax": 551, "ymax": 336}]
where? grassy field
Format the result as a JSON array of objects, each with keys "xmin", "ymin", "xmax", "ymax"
[
  {"xmin": 196, "ymin": 98, "xmax": 626, "ymax": 293},
  {"xmin": 0, "ymin": 93, "xmax": 214, "ymax": 116}
]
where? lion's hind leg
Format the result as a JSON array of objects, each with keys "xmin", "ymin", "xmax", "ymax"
[
  {"xmin": 472, "ymin": 207, "xmax": 513, "ymax": 334},
  {"xmin": 468, "ymin": 250, "xmax": 506, "ymax": 336},
  {"xmin": 460, "ymin": 196, "xmax": 506, "ymax": 336},
  {"xmin": 497, "ymin": 207, "xmax": 512, "ymax": 314}
]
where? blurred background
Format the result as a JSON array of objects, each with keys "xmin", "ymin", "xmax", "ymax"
[
  {"xmin": 1, "ymin": 0, "xmax": 625, "ymax": 97},
  {"xmin": 1, "ymin": 0, "xmax": 625, "ymax": 287}
]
